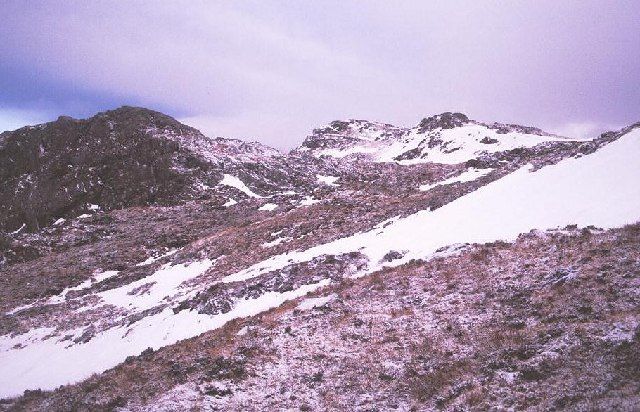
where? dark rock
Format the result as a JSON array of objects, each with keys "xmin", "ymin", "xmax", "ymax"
[
  {"xmin": 417, "ymin": 112, "xmax": 469, "ymax": 133},
  {"xmin": 480, "ymin": 136, "xmax": 499, "ymax": 144}
]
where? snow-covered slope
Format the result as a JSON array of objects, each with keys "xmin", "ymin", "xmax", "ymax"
[
  {"xmin": 0, "ymin": 256, "xmax": 329, "ymax": 397},
  {"xmin": 300, "ymin": 112, "xmax": 580, "ymax": 165}
]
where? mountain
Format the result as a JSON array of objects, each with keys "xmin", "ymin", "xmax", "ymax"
[
  {"xmin": 0, "ymin": 107, "xmax": 211, "ymax": 232},
  {"xmin": 0, "ymin": 108, "xmax": 639, "ymax": 411},
  {"xmin": 298, "ymin": 112, "xmax": 583, "ymax": 165}
]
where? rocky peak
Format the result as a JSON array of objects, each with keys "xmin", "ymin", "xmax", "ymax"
[
  {"xmin": 55, "ymin": 115, "xmax": 77, "ymax": 123},
  {"xmin": 0, "ymin": 108, "xmax": 221, "ymax": 232},
  {"xmin": 0, "ymin": 106, "xmax": 343, "ymax": 233},
  {"xmin": 417, "ymin": 112, "xmax": 470, "ymax": 133}
]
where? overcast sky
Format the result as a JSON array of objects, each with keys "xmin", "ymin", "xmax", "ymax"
[{"xmin": 1, "ymin": 1, "xmax": 638, "ymax": 148}]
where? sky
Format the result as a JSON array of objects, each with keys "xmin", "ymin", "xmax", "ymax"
[{"xmin": 1, "ymin": 1, "xmax": 638, "ymax": 149}]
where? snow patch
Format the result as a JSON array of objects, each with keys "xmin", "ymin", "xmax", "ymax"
[
  {"xmin": 223, "ymin": 198, "xmax": 238, "ymax": 207},
  {"xmin": 218, "ymin": 174, "xmax": 263, "ymax": 198},
  {"xmin": 258, "ymin": 203, "xmax": 278, "ymax": 211},
  {"xmin": 316, "ymin": 174, "xmax": 340, "ymax": 187},
  {"xmin": 98, "ymin": 260, "xmax": 213, "ymax": 311},
  {"xmin": 297, "ymin": 294, "xmax": 336, "ymax": 311}
]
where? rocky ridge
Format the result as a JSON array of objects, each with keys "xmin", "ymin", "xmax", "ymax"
[{"xmin": 298, "ymin": 112, "xmax": 581, "ymax": 165}]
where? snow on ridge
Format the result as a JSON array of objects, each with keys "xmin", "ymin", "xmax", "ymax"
[
  {"xmin": 379, "ymin": 123, "xmax": 578, "ymax": 165},
  {"xmin": 311, "ymin": 122, "xmax": 579, "ymax": 165},
  {"xmin": 218, "ymin": 174, "xmax": 263, "ymax": 198}
]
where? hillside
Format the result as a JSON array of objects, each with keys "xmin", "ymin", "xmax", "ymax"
[{"xmin": 0, "ymin": 108, "xmax": 638, "ymax": 411}]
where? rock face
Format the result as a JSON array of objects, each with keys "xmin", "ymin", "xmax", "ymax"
[{"xmin": 1, "ymin": 107, "xmax": 639, "ymax": 411}]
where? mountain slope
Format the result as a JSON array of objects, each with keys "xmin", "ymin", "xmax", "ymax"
[
  {"xmin": 1, "ymin": 118, "xmax": 638, "ymax": 400},
  {"xmin": 0, "ymin": 107, "xmax": 335, "ymax": 233},
  {"xmin": 0, "ymin": 108, "xmax": 638, "ymax": 410},
  {"xmin": 13, "ymin": 223, "xmax": 636, "ymax": 411}
]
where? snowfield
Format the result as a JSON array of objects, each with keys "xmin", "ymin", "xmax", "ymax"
[
  {"xmin": 384, "ymin": 124, "xmax": 576, "ymax": 165},
  {"xmin": 0, "ymin": 276, "xmax": 329, "ymax": 398}
]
